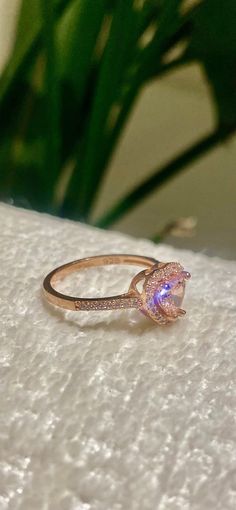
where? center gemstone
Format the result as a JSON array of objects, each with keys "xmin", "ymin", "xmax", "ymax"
[
  {"xmin": 154, "ymin": 278, "xmax": 185, "ymax": 315},
  {"xmin": 143, "ymin": 263, "xmax": 191, "ymax": 323}
]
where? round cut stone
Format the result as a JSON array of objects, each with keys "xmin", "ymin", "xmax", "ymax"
[
  {"xmin": 152, "ymin": 280, "xmax": 185, "ymax": 317},
  {"xmin": 159, "ymin": 281, "xmax": 185, "ymax": 315},
  {"xmin": 143, "ymin": 263, "xmax": 190, "ymax": 323}
]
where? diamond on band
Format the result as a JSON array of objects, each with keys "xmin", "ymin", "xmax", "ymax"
[{"xmin": 43, "ymin": 254, "xmax": 191, "ymax": 325}]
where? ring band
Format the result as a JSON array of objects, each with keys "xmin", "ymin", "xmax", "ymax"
[{"xmin": 43, "ymin": 254, "xmax": 191, "ymax": 325}]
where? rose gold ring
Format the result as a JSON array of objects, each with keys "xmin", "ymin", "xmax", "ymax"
[{"xmin": 43, "ymin": 254, "xmax": 191, "ymax": 325}]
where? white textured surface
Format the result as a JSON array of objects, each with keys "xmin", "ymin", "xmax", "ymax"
[{"xmin": 1, "ymin": 203, "xmax": 236, "ymax": 510}]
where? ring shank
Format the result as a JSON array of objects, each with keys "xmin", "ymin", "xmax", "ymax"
[{"xmin": 43, "ymin": 254, "xmax": 158, "ymax": 312}]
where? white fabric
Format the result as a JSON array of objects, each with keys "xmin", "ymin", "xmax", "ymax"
[{"xmin": 0, "ymin": 202, "xmax": 236, "ymax": 510}]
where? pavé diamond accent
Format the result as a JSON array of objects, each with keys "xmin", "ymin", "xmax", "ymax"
[{"xmin": 75, "ymin": 296, "xmax": 141, "ymax": 311}]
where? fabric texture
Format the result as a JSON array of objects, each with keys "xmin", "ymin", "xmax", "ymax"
[{"xmin": 0, "ymin": 202, "xmax": 236, "ymax": 510}]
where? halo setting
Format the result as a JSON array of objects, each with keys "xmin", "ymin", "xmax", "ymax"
[{"xmin": 131, "ymin": 262, "xmax": 191, "ymax": 325}]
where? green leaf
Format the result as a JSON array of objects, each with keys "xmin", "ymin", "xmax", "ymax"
[
  {"xmin": 85, "ymin": 0, "xmax": 184, "ymax": 217},
  {"xmin": 0, "ymin": 0, "xmax": 59, "ymax": 208},
  {"xmin": 1, "ymin": 0, "xmax": 235, "ymax": 225},
  {"xmin": 0, "ymin": 0, "xmax": 69, "ymax": 104},
  {"xmin": 0, "ymin": 0, "xmax": 41, "ymax": 103},
  {"xmin": 0, "ymin": 79, "xmax": 40, "ymax": 200},
  {"xmin": 185, "ymin": 0, "xmax": 236, "ymax": 128},
  {"xmin": 95, "ymin": 126, "xmax": 235, "ymax": 228},
  {"xmin": 57, "ymin": 0, "xmax": 106, "ymax": 96},
  {"xmin": 57, "ymin": 0, "xmax": 106, "ymax": 164},
  {"xmin": 41, "ymin": 0, "xmax": 60, "ymax": 201},
  {"xmin": 62, "ymin": 0, "xmax": 141, "ymax": 218}
]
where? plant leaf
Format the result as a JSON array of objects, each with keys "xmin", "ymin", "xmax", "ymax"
[
  {"xmin": 57, "ymin": 0, "xmax": 106, "ymax": 164},
  {"xmin": 185, "ymin": 0, "xmax": 236, "ymax": 128},
  {"xmin": 0, "ymin": 0, "xmax": 69, "ymax": 103},
  {"xmin": 0, "ymin": 0, "xmax": 41, "ymax": 103},
  {"xmin": 40, "ymin": 0, "xmax": 61, "ymax": 203},
  {"xmin": 95, "ymin": 126, "xmax": 235, "ymax": 228},
  {"xmin": 62, "ymin": 0, "xmax": 141, "ymax": 218},
  {"xmin": 58, "ymin": 0, "xmax": 106, "ymax": 96}
]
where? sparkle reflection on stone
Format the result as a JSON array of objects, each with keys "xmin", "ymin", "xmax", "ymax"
[
  {"xmin": 143, "ymin": 263, "xmax": 191, "ymax": 324},
  {"xmin": 154, "ymin": 279, "xmax": 185, "ymax": 310}
]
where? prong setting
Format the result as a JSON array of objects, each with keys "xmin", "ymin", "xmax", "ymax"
[{"xmin": 132, "ymin": 262, "xmax": 191, "ymax": 325}]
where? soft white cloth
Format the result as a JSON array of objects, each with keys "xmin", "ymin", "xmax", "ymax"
[{"xmin": 0, "ymin": 203, "xmax": 236, "ymax": 510}]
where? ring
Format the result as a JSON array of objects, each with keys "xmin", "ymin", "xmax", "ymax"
[{"xmin": 43, "ymin": 254, "xmax": 191, "ymax": 325}]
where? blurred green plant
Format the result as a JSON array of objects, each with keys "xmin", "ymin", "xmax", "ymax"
[{"xmin": 0, "ymin": 0, "xmax": 236, "ymax": 227}]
